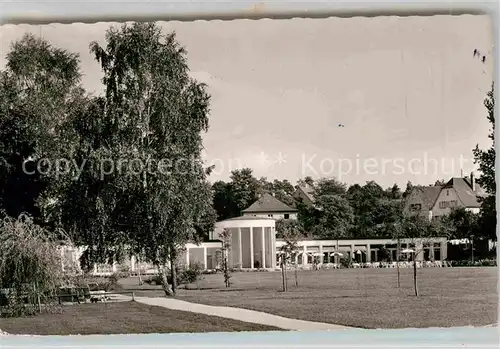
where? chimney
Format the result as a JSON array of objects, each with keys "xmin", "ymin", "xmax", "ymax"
[{"xmin": 470, "ymin": 172, "xmax": 475, "ymax": 191}]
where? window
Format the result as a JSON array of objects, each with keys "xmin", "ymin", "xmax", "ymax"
[
  {"xmin": 410, "ymin": 203, "xmax": 422, "ymax": 211},
  {"xmin": 268, "ymin": 214, "xmax": 273, "ymax": 218},
  {"xmin": 446, "ymin": 190, "xmax": 449, "ymax": 196},
  {"xmin": 439, "ymin": 201, "xmax": 457, "ymax": 209},
  {"xmin": 284, "ymin": 213, "xmax": 290, "ymax": 219}
]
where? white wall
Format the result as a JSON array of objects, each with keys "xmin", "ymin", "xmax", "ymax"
[
  {"xmin": 242, "ymin": 212, "xmax": 297, "ymax": 220},
  {"xmin": 431, "ymin": 187, "xmax": 462, "ymax": 218}
]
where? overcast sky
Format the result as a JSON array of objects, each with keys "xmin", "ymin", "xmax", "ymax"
[{"xmin": 0, "ymin": 15, "xmax": 493, "ymax": 188}]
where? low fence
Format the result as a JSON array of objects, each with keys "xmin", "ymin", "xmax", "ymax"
[{"xmin": 56, "ymin": 290, "xmax": 136, "ymax": 304}]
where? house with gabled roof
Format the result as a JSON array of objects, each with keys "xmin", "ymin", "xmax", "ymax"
[
  {"xmin": 292, "ymin": 185, "xmax": 315, "ymax": 206},
  {"xmin": 430, "ymin": 173, "xmax": 485, "ymax": 219},
  {"xmin": 404, "ymin": 173, "xmax": 485, "ymax": 220},
  {"xmin": 242, "ymin": 193, "xmax": 298, "ymax": 220},
  {"xmin": 404, "ymin": 185, "xmax": 442, "ymax": 219}
]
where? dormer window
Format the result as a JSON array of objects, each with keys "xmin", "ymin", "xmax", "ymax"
[
  {"xmin": 284, "ymin": 213, "xmax": 290, "ymax": 219},
  {"xmin": 446, "ymin": 190, "xmax": 449, "ymax": 196}
]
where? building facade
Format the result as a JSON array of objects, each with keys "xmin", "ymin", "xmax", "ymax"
[
  {"xmin": 59, "ymin": 184, "xmax": 455, "ymax": 274},
  {"xmin": 292, "ymin": 185, "xmax": 315, "ymax": 206},
  {"xmin": 404, "ymin": 174, "xmax": 484, "ymax": 220}
]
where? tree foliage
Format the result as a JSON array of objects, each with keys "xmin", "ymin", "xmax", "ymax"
[
  {"xmin": 313, "ymin": 194, "xmax": 354, "ymax": 239},
  {"xmin": 0, "ymin": 34, "xmax": 84, "ymax": 223},
  {"xmin": 0, "ymin": 214, "xmax": 68, "ymax": 316},
  {"xmin": 48, "ymin": 23, "xmax": 216, "ymax": 296},
  {"xmin": 218, "ymin": 228, "xmax": 232, "ymax": 288},
  {"xmin": 473, "ymin": 84, "xmax": 496, "ymax": 241},
  {"xmin": 445, "ymin": 207, "xmax": 479, "ymax": 240}
]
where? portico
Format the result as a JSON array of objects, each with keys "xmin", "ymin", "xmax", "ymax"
[{"xmin": 210, "ymin": 216, "xmax": 276, "ymax": 269}]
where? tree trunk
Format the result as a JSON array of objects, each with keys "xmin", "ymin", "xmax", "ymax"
[
  {"xmin": 34, "ymin": 282, "xmax": 41, "ymax": 313},
  {"xmin": 413, "ymin": 255, "xmax": 419, "ymax": 296},
  {"xmin": 137, "ymin": 257, "xmax": 143, "ymax": 285},
  {"xmin": 294, "ymin": 264, "xmax": 299, "ymax": 286},
  {"xmin": 223, "ymin": 252, "xmax": 231, "ymax": 288},
  {"xmin": 396, "ymin": 240, "xmax": 400, "ymax": 288},
  {"xmin": 170, "ymin": 257, "xmax": 177, "ymax": 295},
  {"xmin": 159, "ymin": 263, "xmax": 174, "ymax": 297},
  {"xmin": 281, "ymin": 257, "xmax": 287, "ymax": 292},
  {"xmin": 397, "ymin": 263, "xmax": 400, "ymax": 289}
]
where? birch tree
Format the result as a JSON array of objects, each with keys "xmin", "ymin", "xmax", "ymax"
[
  {"xmin": 276, "ymin": 219, "xmax": 305, "ymax": 291},
  {"xmin": 56, "ymin": 22, "xmax": 215, "ymax": 296}
]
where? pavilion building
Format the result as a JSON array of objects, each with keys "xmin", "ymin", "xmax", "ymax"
[{"xmin": 59, "ymin": 193, "xmax": 449, "ymax": 275}]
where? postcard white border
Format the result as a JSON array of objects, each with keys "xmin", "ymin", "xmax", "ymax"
[{"xmin": 0, "ymin": 1, "xmax": 498, "ymax": 348}]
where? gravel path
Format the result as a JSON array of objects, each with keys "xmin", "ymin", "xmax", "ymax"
[{"xmin": 133, "ymin": 296, "xmax": 349, "ymax": 331}]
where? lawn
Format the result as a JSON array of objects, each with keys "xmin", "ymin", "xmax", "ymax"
[
  {"xmin": 0, "ymin": 301, "xmax": 280, "ymax": 335},
  {"xmin": 119, "ymin": 267, "xmax": 498, "ymax": 329}
]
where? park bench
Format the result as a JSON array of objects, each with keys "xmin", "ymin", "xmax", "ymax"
[{"xmin": 57, "ymin": 286, "xmax": 88, "ymax": 304}]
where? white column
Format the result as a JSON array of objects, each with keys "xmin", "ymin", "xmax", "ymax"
[
  {"xmin": 351, "ymin": 244, "xmax": 355, "ymax": 261},
  {"xmin": 261, "ymin": 227, "xmax": 266, "ymax": 268},
  {"xmin": 440, "ymin": 240, "xmax": 447, "ymax": 260},
  {"xmin": 93, "ymin": 263, "xmax": 98, "ymax": 275},
  {"xmin": 271, "ymin": 228, "xmax": 276, "ymax": 268},
  {"xmin": 250, "ymin": 227, "xmax": 254, "ymax": 269},
  {"xmin": 203, "ymin": 246, "xmax": 208, "ymax": 270},
  {"xmin": 366, "ymin": 244, "xmax": 371, "ymax": 262},
  {"xmin": 112, "ymin": 261, "xmax": 117, "ymax": 273},
  {"xmin": 302, "ymin": 245, "xmax": 307, "ymax": 265},
  {"xmin": 186, "ymin": 248, "xmax": 190, "ymax": 267},
  {"xmin": 319, "ymin": 244, "xmax": 324, "ymax": 264},
  {"xmin": 130, "ymin": 255, "xmax": 136, "ymax": 272},
  {"xmin": 238, "ymin": 227, "xmax": 243, "ymax": 268},
  {"xmin": 415, "ymin": 240, "xmax": 424, "ymax": 261}
]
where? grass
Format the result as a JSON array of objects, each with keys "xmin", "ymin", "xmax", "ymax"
[
  {"xmin": 0, "ymin": 301, "xmax": 280, "ymax": 335},
  {"xmin": 119, "ymin": 267, "xmax": 498, "ymax": 329}
]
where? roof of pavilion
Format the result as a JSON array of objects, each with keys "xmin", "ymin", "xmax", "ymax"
[{"xmin": 242, "ymin": 193, "xmax": 298, "ymax": 213}]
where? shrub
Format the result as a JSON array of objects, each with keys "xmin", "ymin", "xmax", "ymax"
[
  {"xmin": 143, "ymin": 274, "xmax": 164, "ymax": 285},
  {"xmin": 0, "ymin": 215, "xmax": 68, "ymax": 317},
  {"xmin": 339, "ymin": 257, "xmax": 351, "ymax": 268},
  {"xmin": 143, "ymin": 271, "xmax": 184, "ymax": 286},
  {"xmin": 179, "ymin": 263, "xmax": 205, "ymax": 287}
]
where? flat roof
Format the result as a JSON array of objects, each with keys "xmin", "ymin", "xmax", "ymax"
[{"xmin": 218, "ymin": 216, "xmax": 276, "ymax": 222}]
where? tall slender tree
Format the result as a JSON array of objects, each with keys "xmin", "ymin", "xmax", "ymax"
[
  {"xmin": 473, "ymin": 84, "xmax": 496, "ymax": 241},
  {"xmin": 56, "ymin": 23, "xmax": 215, "ymax": 296}
]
